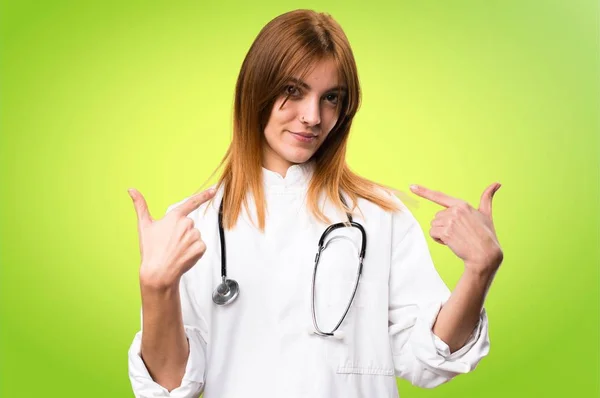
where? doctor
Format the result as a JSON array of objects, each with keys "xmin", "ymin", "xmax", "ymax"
[{"xmin": 127, "ymin": 9, "xmax": 503, "ymax": 398}]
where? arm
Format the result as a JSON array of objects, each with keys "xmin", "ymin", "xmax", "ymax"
[
  {"xmin": 127, "ymin": 192, "xmax": 213, "ymax": 398},
  {"xmin": 139, "ymin": 279, "xmax": 189, "ymax": 391},
  {"xmin": 388, "ymin": 199, "xmax": 490, "ymax": 389},
  {"xmin": 128, "ymin": 272, "xmax": 208, "ymax": 398},
  {"xmin": 408, "ymin": 183, "xmax": 503, "ymax": 354},
  {"xmin": 432, "ymin": 267, "xmax": 497, "ymax": 353}
]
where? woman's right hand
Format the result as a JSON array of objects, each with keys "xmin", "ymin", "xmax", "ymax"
[{"xmin": 128, "ymin": 187, "xmax": 217, "ymax": 290}]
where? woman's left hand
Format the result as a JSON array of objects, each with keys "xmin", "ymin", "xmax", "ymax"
[{"xmin": 409, "ymin": 183, "xmax": 504, "ymax": 277}]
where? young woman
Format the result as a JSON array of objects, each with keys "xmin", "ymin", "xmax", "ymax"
[{"xmin": 127, "ymin": 9, "xmax": 503, "ymax": 398}]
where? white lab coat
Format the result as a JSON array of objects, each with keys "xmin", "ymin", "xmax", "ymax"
[{"xmin": 128, "ymin": 162, "xmax": 490, "ymax": 398}]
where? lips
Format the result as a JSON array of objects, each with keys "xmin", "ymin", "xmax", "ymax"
[{"xmin": 289, "ymin": 131, "xmax": 317, "ymax": 138}]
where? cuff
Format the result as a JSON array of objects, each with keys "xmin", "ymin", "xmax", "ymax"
[
  {"xmin": 128, "ymin": 327, "xmax": 206, "ymax": 397},
  {"xmin": 410, "ymin": 301, "xmax": 490, "ymax": 374},
  {"xmin": 432, "ymin": 307, "xmax": 488, "ymax": 361}
]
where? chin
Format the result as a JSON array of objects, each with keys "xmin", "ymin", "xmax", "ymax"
[{"xmin": 283, "ymin": 150, "xmax": 314, "ymax": 165}]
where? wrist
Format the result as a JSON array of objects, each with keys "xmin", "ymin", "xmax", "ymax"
[
  {"xmin": 461, "ymin": 265, "xmax": 497, "ymax": 288},
  {"xmin": 464, "ymin": 252, "xmax": 502, "ymax": 277},
  {"xmin": 139, "ymin": 267, "xmax": 180, "ymax": 293}
]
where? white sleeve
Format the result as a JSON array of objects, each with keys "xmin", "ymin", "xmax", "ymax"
[
  {"xmin": 388, "ymin": 200, "xmax": 490, "ymax": 388},
  {"xmin": 128, "ymin": 326, "xmax": 206, "ymax": 397},
  {"xmin": 127, "ymin": 202, "xmax": 209, "ymax": 397}
]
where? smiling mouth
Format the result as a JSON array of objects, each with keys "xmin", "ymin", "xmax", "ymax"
[{"xmin": 289, "ymin": 131, "xmax": 317, "ymax": 138}]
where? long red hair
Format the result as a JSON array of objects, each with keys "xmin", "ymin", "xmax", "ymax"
[{"xmin": 198, "ymin": 9, "xmax": 402, "ymax": 230}]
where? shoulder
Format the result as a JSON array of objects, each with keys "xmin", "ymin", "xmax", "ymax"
[
  {"xmin": 357, "ymin": 185, "xmax": 421, "ymax": 241},
  {"xmin": 352, "ymin": 184, "xmax": 411, "ymax": 217},
  {"xmin": 165, "ymin": 183, "xmax": 222, "ymax": 223}
]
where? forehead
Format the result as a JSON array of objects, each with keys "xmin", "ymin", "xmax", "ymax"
[{"xmin": 295, "ymin": 58, "xmax": 341, "ymax": 88}]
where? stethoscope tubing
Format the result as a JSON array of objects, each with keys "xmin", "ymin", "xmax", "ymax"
[{"xmin": 213, "ymin": 190, "xmax": 367, "ymax": 338}]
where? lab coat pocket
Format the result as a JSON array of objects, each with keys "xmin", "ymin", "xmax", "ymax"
[{"xmin": 315, "ymin": 281, "xmax": 395, "ymax": 377}]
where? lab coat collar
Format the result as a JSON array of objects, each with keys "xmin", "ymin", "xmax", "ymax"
[
  {"xmin": 207, "ymin": 160, "xmax": 316, "ymax": 212},
  {"xmin": 261, "ymin": 159, "xmax": 315, "ymax": 189}
]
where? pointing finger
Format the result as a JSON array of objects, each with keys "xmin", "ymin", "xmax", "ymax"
[
  {"xmin": 174, "ymin": 187, "xmax": 217, "ymax": 217},
  {"xmin": 409, "ymin": 185, "xmax": 463, "ymax": 208}
]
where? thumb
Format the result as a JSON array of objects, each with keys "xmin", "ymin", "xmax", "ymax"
[
  {"xmin": 128, "ymin": 188, "xmax": 153, "ymax": 229},
  {"xmin": 478, "ymin": 183, "xmax": 501, "ymax": 219}
]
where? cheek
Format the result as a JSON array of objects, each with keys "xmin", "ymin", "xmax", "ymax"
[
  {"xmin": 268, "ymin": 99, "xmax": 297, "ymax": 126},
  {"xmin": 264, "ymin": 106, "xmax": 284, "ymax": 139},
  {"xmin": 322, "ymin": 108, "xmax": 339, "ymax": 134}
]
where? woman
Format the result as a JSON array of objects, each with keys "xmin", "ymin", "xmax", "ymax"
[{"xmin": 127, "ymin": 9, "xmax": 502, "ymax": 398}]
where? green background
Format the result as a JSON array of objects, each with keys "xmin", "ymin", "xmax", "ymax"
[{"xmin": 1, "ymin": 1, "xmax": 598, "ymax": 397}]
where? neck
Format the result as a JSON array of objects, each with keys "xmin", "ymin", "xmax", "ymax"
[{"xmin": 262, "ymin": 149, "xmax": 298, "ymax": 178}]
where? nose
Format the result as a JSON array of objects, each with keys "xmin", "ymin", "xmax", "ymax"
[{"xmin": 300, "ymin": 97, "xmax": 321, "ymax": 127}]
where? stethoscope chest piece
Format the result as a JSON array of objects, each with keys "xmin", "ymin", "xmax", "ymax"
[
  {"xmin": 212, "ymin": 278, "xmax": 240, "ymax": 305},
  {"xmin": 212, "ymin": 190, "xmax": 365, "ymax": 331}
]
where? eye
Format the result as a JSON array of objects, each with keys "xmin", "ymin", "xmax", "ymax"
[
  {"xmin": 284, "ymin": 85, "xmax": 301, "ymax": 97},
  {"xmin": 324, "ymin": 93, "xmax": 339, "ymax": 105}
]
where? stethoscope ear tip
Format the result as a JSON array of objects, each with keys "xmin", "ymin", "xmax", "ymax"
[{"xmin": 333, "ymin": 330, "xmax": 345, "ymax": 340}]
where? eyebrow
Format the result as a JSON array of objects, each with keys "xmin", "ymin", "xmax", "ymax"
[{"xmin": 287, "ymin": 77, "xmax": 347, "ymax": 93}]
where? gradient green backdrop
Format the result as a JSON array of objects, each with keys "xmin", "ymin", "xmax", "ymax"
[{"xmin": 1, "ymin": 1, "xmax": 598, "ymax": 397}]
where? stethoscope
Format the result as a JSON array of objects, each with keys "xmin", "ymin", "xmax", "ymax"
[{"xmin": 212, "ymin": 192, "xmax": 367, "ymax": 339}]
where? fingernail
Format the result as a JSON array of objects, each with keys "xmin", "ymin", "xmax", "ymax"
[
  {"xmin": 208, "ymin": 188, "xmax": 216, "ymax": 195},
  {"xmin": 410, "ymin": 184, "xmax": 419, "ymax": 191}
]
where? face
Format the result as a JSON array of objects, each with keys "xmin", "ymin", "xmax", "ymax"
[{"xmin": 262, "ymin": 58, "xmax": 345, "ymax": 177}]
